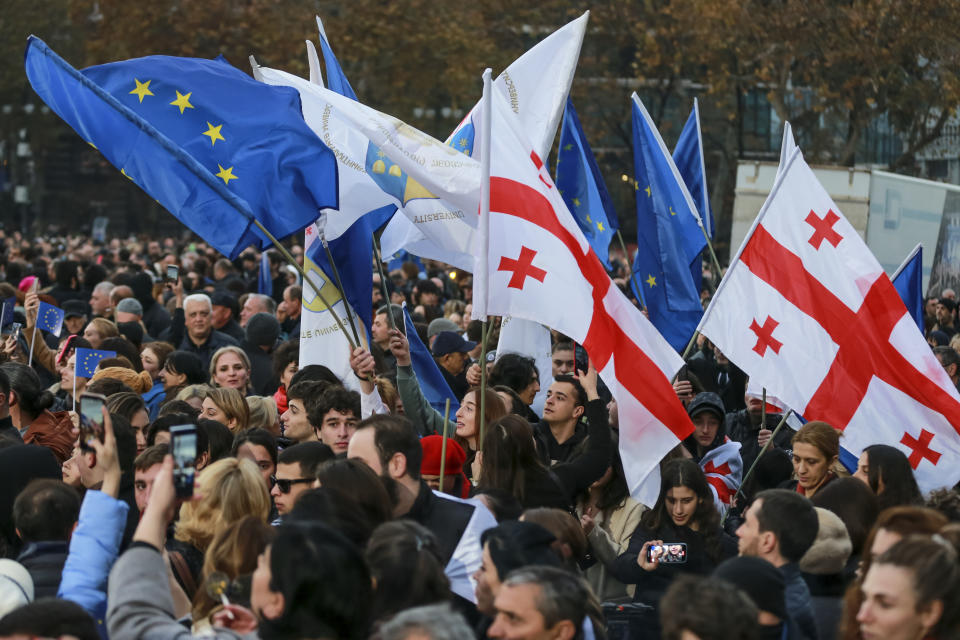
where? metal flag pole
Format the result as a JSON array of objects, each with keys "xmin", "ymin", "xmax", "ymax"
[
  {"xmin": 477, "ymin": 67, "xmax": 494, "ymax": 451},
  {"xmin": 439, "ymin": 398, "xmax": 452, "ymax": 487},
  {"xmin": 316, "ymin": 213, "xmax": 362, "ymax": 347}
]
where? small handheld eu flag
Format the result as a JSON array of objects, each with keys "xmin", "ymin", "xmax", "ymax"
[
  {"xmin": 36, "ymin": 302, "xmax": 65, "ymax": 337},
  {"xmin": 75, "ymin": 348, "xmax": 116, "ymax": 379}
]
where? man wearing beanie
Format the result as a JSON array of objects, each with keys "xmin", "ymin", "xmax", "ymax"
[
  {"xmin": 242, "ymin": 312, "xmax": 281, "ymax": 396},
  {"xmin": 713, "ymin": 556, "xmax": 788, "ymax": 640},
  {"xmin": 420, "ymin": 435, "xmax": 470, "ymax": 499}
]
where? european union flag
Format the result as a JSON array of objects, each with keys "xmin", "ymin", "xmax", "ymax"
[
  {"xmin": 36, "ymin": 302, "xmax": 65, "ymax": 337},
  {"xmin": 630, "ymin": 94, "xmax": 705, "ymax": 352},
  {"xmin": 258, "ymin": 252, "xmax": 272, "ymax": 297},
  {"xmin": 555, "ymin": 97, "xmax": 618, "ymax": 268},
  {"xmin": 403, "ymin": 304, "xmax": 459, "ymax": 416},
  {"xmin": 387, "ymin": 250, "xmax": 426, "ymax": 277},
  {"xmin": 0, "ymin": 297, "xmax": 15, "ymax": 328},
  {"xmin": 892, "ymin": 244, "xmax": 924, "ymax": 332},
  {"xmin": 673, "ymin": 99, "xmax": 714, "ymax": 241},
  {"xmin": 24, "ymin": 36, "xmax": 339, "ymax": 259},
  {"xmin": 75, "ymin": 348, "xmax": 116, "ymax": 379}
]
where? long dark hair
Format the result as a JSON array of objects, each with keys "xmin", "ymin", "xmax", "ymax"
[
  {"xmin": 641, "ymin": 458, "xmax": 723, "ymax": 561},
  {"xmin": 864, "ymin": 444, "xmax": 923, "ymax": 511},
  {"xmin": 477, "ymin": 414, "xmax": 548, "ymax": 504},
  {"xmin": 578, "ymin": 450, "xmax": 631, "ymax": 515}
]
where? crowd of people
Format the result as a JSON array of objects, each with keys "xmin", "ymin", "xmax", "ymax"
[{"xmin": 0, "ymin": 230, "xmax": 957, "ymax": 640}]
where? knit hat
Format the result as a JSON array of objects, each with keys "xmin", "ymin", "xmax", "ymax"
[
  {"xmin": 420, "ymin": 435, "xmax": 470, "ymax": 499},
  {"xmin": 116, "ymin": 297, "xmax": 143, "ymax": 316},
  {"xmin": 799, "ymin": 507, "xmax": 852, "ymax": 575},
  {"xmin": 246, "ymin": 312, "xmax": 281, "ymax": 348},
  {"xmin": 713, "ymin": 556, "xmax": 786, "ymax": 620},
  {"xmin": 0, "ymin": 559, "xmax": 33, "ymax": 616},
  {"xmin": 90, "ymin": 366, "xmax": 154, "ymax": 394},
  {"xmin": 427, "ymin": 318, "xmax": 460, "ymax": 340},
  {"xmin": 480, "ymin": 521, "xmax": 561, "ymax": 580}
]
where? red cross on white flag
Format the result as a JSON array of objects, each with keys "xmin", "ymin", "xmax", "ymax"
[
  {"xmin": 473, "ymin": 88, "xmax": 694, "ymax": 506},
  {"xmin": 698, "ymin": 146, "xmax": 960, "ymax": 493}
]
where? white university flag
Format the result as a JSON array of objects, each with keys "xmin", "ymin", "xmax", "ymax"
[
  {"xmin": 699, "ymin": 146, "xmax": 960, "ymax": 493},
  {"xmin": 380, "ymin": 12, "xmax": 589, "ymax": 268}
]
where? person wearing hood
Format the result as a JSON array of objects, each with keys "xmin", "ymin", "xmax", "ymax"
[
  {"xmin": 130, "ymin": 272, "xmax": 171, "ymax": 339},
  {"xmin": 683, "ymin": 392, "xmax": 730, "ymax": 462},
  {"xmin": 242, "ymin": 313, "xmax": 281, "ymax": 396}
]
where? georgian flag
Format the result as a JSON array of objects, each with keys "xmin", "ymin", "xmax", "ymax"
[
  {"xmin": 699, "ymin": 145, "xmax": 960, "ymax": 493},
  {"xmin": 472, "ymin": 91, "xmax": 694, "ymax": 506},
  {"xmin": 700, "ymin": 440, "xmax": 743, "ymax": 515}
]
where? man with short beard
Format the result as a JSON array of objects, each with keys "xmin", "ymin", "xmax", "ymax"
[{"xmin": 348, "ymin": 414, "xmax": 495, "ymax": 600}]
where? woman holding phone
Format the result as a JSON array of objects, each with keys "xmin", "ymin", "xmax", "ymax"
[{"xmin": 613, "ymin": 458, "xmax": 737, "ymax": 608}]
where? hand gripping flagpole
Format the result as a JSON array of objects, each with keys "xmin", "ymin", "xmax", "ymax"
[
  {"xmin": 721, "ymin": 408, "xmax": 793, "ymax": 526},
  {"xmin": 477, "ymin": 68, "xmax": 494, "ymax": 453}
]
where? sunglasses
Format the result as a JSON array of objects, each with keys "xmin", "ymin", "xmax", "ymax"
[{"xmin": 270, "ymin": 477, "xmax": 313, "ymax": 494}]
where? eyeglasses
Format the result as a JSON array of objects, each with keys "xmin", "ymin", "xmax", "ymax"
[{"xmin": 270, "ymin": 477, "xmax": 313, "ymax": 494}]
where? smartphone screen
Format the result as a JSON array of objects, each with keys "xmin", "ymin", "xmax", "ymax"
[
  {"xmin": 648, "ymin": 542, "xmax": 688, "ymax": 564},
  {"xmin": 10, "ymin": 322, "xmax": 21, "ymax": 342},
  {"xmin": 79, "ymin": 393, "xmax": 107, "ymax": 448},
  {"xmin": 170, "ymin": 424, "xmax": 197, "ymax": 498},
  {"xmin": 166, "ymin": 264, "xmax": 179, "ymax": 283}
]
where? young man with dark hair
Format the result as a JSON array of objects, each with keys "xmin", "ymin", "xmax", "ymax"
[
  {"xmin": 736, "ymin": 489, "xmax": 820, "ymax": 640},
  {"xmin": 13, "ymin": 478, "xmax": 81, "ymax": 598},
  {"xmin": 271, "ymin": 441, "xmax": 335, "ymax": 518},
  {"xmin": 280, "ymin": 380, "xmax": 329, "ymax": 444},
  {"xmin": 534, "ymin": 373, "xmax": 600, "ymax": 466},
  {"xmin": 551, "ymin": 341, "xmax": 576, "ymax": 378},
  {"xmin": 133, "ymin": 444, "xmax": 168, "ymax": 514},
  {"xmin": 347, "ymin": 414, "xmax": 495, "ymax": 586},
  {"xmin": 307, "ymin": 386, "xmax": 361, "ymax": 456},
  {"xmin": 659, "ymin": 574, "xmax": 759, "ymax": 640}
]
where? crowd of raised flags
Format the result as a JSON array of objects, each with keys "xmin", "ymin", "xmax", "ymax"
[{"xmin": 22, "ymin": 10, "xmax": 959, "ymax": 505}]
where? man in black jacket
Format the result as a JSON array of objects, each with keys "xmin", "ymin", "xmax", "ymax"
[
  {"xmin": 725, "ymin": 391, "xmax": 796, "ymax": 471},
  {"xmin": 348, "ymin": 414, "xmax": 493, "ymax": 568},
  {"xmin": 534, "ymin": 374, "xmax": 593, "ymax": 466},
  {"xmin": 13, "ymin": 478, "xmax": 80, "ymax": 599}
]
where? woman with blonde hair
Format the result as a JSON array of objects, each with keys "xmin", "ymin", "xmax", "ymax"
[
  {"xmin": 245, "ymin": 395, "xmax": 279, "ymax": 434},
  {"xmin": 209, "ymin": 346, "xmax": 251, "ymax": 395},
  {"xmin": 191, "ymin": 516, "xmax": 276, "ymax": 634},
  {"xmin": 167, "ymin": 457, "xmax": 271, "ymax": 599},
  {"xmin": 175, "ymin": 384, "xmax": 212, "ymax": 411},
  {"xmin": 200, "ymin": 387, "xmax": 250, "ymax": 433},
  {"xmin": 82, "ymin": 317, "xmax": 119, "ymax": 350}
]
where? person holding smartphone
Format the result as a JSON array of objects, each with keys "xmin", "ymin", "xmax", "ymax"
[{"xmin": 613, "ymin": 459, "xmax": 737, "ymax": 611}]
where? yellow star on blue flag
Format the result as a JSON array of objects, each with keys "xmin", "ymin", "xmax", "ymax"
[
  {"xmin": 36, "ymin": 302, "xmax": 65, "ymax": 337},
  {"xmin": 75, "ymin": 348, "xmax": 116, "ymax": 378}
]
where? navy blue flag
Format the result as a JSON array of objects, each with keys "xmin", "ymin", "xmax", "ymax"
[
  {"xmin": 403, "ymin": 304, "xmax": 459, "ymax": 416},
  {"xmin": 0, "ymin": 297, "xmax": 16, "ymax": 328},
  {"xmin": 673, "ymin": 99, "xmax": 714, "ymax": 241},
  {"xmin": 555, "ymin": 98, "xmax": 619, "ymax": 268},
  {"xmin": 387, "ymin": 250, "xmax": 426, "ymax": 277},
  {"xmin": 36, "ymin": 302, "xmax": 65, "ymax": 337},
  {"xmin": 75, "ymin": 348, "xmax": 116, "ymax": 378},
  {"xmin": 892, "ymin": 244, "xmax": 924, "ymax": 332},
  {"xmin": 630, "ymin": 95, "xmax": 705, "ymax": 352},
  {"xmin": 24, "ymin": 36, "xmax": 339, "ymax": 259},
  {"xmin": 258, "ymin": 252, "xmax": 273, "ymax": 297}
]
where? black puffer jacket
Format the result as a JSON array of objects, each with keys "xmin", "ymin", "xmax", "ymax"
[{"xmin": 17, "ymin": 541, "xmax": 69, "ymax": 599}]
